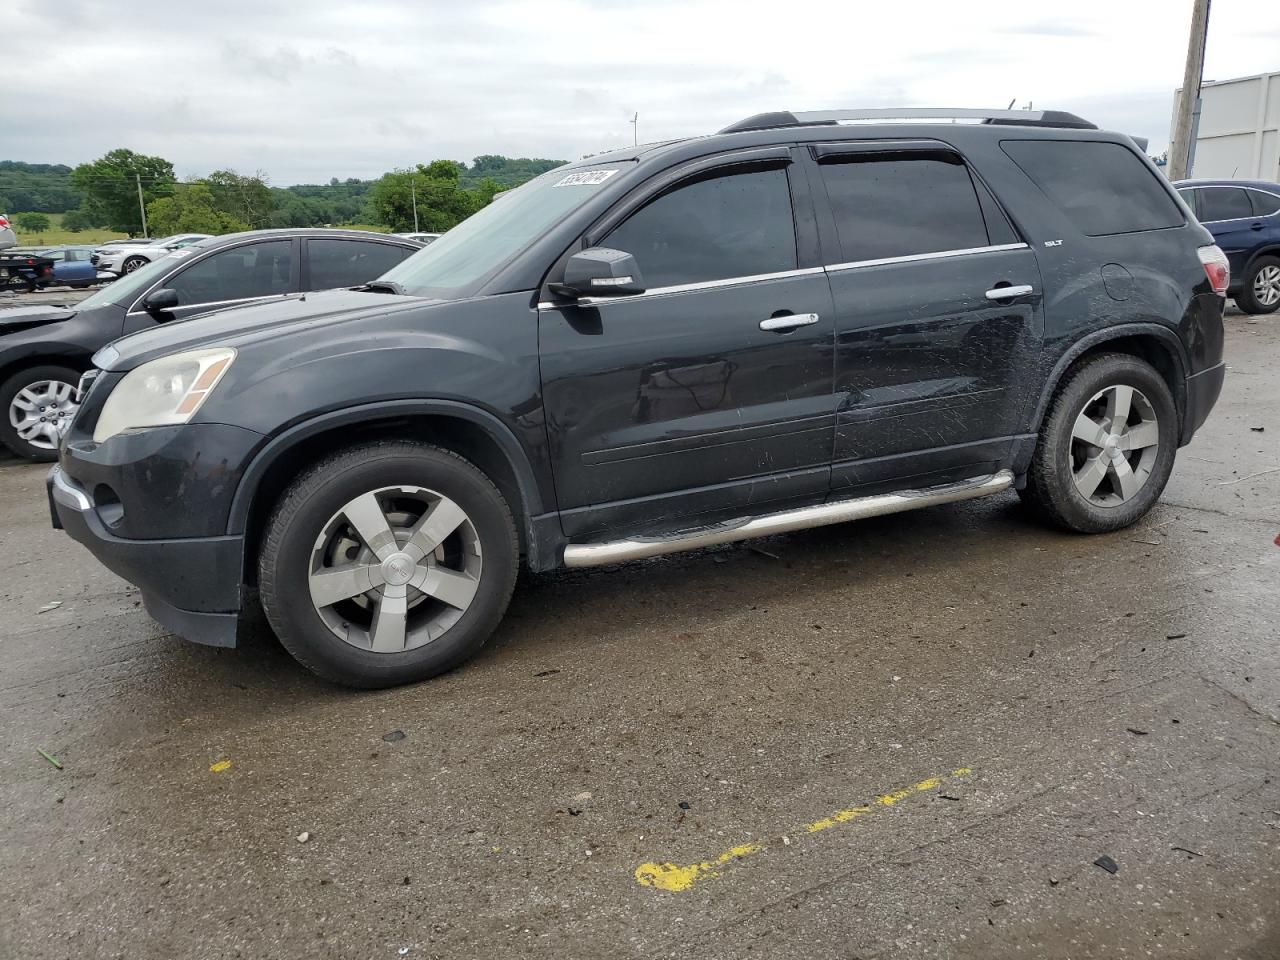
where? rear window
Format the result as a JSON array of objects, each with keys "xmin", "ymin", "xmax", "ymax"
[{"xmin": 1001, "ymin": 140, "xmax": 1183, "ymax": 236}]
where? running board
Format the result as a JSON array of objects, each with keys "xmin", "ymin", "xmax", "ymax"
[{"xmin": 562, "ymin": 470, "xmax": 1014, "ymax": 568}]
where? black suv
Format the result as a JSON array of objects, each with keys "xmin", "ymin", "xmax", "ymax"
[
  {"xmin": 49, "ymin": 108, "xmax": 1227, "ymax": 688},
  {"xmin": 0, "ymin": 229, "xmax": 419, "ymax": 461}
]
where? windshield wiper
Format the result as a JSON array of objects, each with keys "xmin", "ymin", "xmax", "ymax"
[{"xmin": 362, "ymin": 280, "xmax": 406, "ymax": 295}]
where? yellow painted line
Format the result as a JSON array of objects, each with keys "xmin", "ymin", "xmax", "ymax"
[
  {"xmin": 209, "ymin": 759, "xmax": 232, "ymax": 773},
  {"xmin": 634, "ymin": 767, "xmax": 972, "ymax": 892}
]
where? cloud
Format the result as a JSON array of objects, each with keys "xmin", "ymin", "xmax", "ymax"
[{"xmin": 3, "ymin": 0, "xmax": 1272, "ymax": 181}]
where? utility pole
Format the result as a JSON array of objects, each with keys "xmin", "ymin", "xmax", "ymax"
[
  {"xmin": 410, "ymin": 178, "xmax": 419, "ymax": 232},
  {"xmin": 135, "ymin": 173, "xmax": 149, "ymax": 239},
  {"xmin": 1169, "ymin": 0, "xmax": 1211, "ymax": 180},
  {"xmin": 630, "ymin": 112, "xmax": 638, "ymax": 146}
]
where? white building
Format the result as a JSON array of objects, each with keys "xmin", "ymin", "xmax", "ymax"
[{"xmin": 1173, "ymin": 70, "xmax": 1280, "ymax": 181}]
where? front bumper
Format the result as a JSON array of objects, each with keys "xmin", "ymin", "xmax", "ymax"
[
  {"xmin": 1181, "ymin": 360, "xmax": 1226, "ymax": 445},
  {"xmin": 48, "ymin": 466, "xmax": 244, "ymax": 647}
]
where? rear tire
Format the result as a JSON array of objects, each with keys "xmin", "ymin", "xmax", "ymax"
[
  {"xmin": 1019, "ymin": 353, "xmax": 1177, "ymax": 533},
  {"xmin": 258, "ymin": 441, "xmax": 519, "ymax": 688},
  {"xmin": 0, "ymin": 364, "xmax": 81, "ymax": 462},
  {"xmin": 1236, "ymin": 255, "xmax": 1280, "ymax": 314}
]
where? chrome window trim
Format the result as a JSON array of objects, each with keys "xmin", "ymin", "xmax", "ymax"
[
  {"xmin": 125, "ymin": 293, "xmax": 282, "ymax": 317},
  {"xmin": 825, "ymin": 242, "xmax": 1028, "ymax": 273},
  {"xmin": 538, "ymin": 266, "xmax": 825, "ymax": 309},
  {"xmin": 1180, "ymin": 185, "xmax": 1280, "ymax": 224}
]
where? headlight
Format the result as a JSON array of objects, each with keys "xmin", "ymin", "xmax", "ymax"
[{"xmin": 93, "ymin": 348, "xmax": 236, "ymax": 443}]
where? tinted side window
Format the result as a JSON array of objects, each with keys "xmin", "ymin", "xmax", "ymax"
[
  {"xmin": 604, "ymin": 166, "xmax": 796, "ymax": 288},
  {"xmin": 307, "ymin": 239, "xmax": 409, "ymax": 290},
  {"xmin": 165, "ymin": 240, "xmax": 294, "ymax": 306},
  {"xmin": 1198, "ymin": 187, "xmax": 1253, "ymax": 222},
  {"xmin": 1248, "ymin": 189, "xmax": 1280, "ymax": 217},
  {"xmin": 1001, "ymin": 140, "xmax": 1183, "ymax": 236},
  {"xmin": 818, "ymin": 155, "xmax": 992, "ymax": 262},
  {"xmin": 1177, "ymin": 188, "xmax": 1200, "ymax": 218}
]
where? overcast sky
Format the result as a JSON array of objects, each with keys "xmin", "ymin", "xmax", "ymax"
[{"xmin": 8, "ymin": 0, "xmax": 1279, "ymax": 184}]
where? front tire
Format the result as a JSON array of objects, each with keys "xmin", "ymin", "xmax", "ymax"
[
  {"xmin": 122, "ymin": 255, "xmax": 148, "ymax": 274},
  {"xmin": 1236, "ymin": 256, "xmax": 1280, "ymax": 314},
  {"xmin": 1019, "ymin": 353, "xmax": 1177, "ymax": 533},
  {"xmin": 0, "ymin": 365, "xmax": 81, "ymax": 462},
  {"xmin": 258, "ymin": 441, "xmax": 519, "ymax": 688}
]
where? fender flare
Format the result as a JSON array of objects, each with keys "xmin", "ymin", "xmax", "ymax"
[
  {"xmin": 225, "ymin": 398, "xmax": 548, "ymax": 537},
  {"xmin": 1027, "ymin": 323, "xmax": 1190, "ymax": 433}
]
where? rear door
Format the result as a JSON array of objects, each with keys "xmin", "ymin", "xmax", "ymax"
[
  {"xmin": 123, "ymin": 238, "xmax": 300, "ymax": 332},
  {"xmin": 538, "ymin": 149, "xmax": 836, "ymax": 538},
  {"xmin": 303, "ymin": 237, "xmax": 413, "ymax": 291},
  {"xmin": 808, "ymin": 143, "xmax": 1044, "ymax": 494},
  {"xmin": 1195, "ymin": 186, "xmax": 1260, "ymax": 276}
]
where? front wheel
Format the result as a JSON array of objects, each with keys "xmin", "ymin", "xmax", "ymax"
[
  {"xmin": 1236, "ymin": 256, "xmax": 1280, "ymax": 315},
  {"xmin": 258, "ymin": 441, "xmax": 519, "ymax": 688},
  {"xmin": 1019, "ymin": 353, "xmax": 1178, "ymax": 533},
  {"xmin": 121, "ymin": 255, "xmax": 148, "ymax": 274},
  {"xmin": 0, "ymin": 365, "xmax": 81, "ymax": 462}
]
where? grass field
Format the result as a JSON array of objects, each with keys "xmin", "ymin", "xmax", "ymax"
[{"xmin": 8, "ymin": 212, "xmax": 128, "ymax": 247}]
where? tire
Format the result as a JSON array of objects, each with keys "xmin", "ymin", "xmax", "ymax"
[
  {"xmin": 122, "ymin": 256, "xmax": 148, "ymax": 274},
  {"xmin": 1019, "ymin": 352, "xmax": 1178, "ymax": 533},
  {"xmin": 258, "ymin": 441, "xmax": 519, "ymax": 688},
  {"xmin": 1236, "ymin": 255, "xmax": 1280, "ymax": 314},
  {"xmin": 0, "ymin": 364, "xmax": 81, "ymax": 462}
]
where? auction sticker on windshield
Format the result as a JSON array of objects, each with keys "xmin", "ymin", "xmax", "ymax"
[{"xmin": 554, "ymin": 170, "xmax": 618, "ymax": 187}]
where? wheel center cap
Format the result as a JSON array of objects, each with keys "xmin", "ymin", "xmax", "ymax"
[
  {"xmin": 1104, "ymin": 434, "xmax": 1120, "ymax": 455},
  {"xmin": 381, "ymin": 552, "xmax": 416, "ymax": 586}
]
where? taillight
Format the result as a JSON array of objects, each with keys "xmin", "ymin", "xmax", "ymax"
[{"xmin": 1198, "ymin": 245, "xmax": 1230, "ymax": 296}]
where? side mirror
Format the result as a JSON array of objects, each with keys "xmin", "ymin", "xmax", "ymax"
[
  {"xmin": 552, "ymin": 247, "xmax": 645, "ymax": 299},
  {"xmin": 143, "ymin": 288, "xmax": 179, "ymax": 313}
]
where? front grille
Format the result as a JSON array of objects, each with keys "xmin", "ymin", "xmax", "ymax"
[{"xmin": 89, "ymin": 253, "xmax": 100, "ymax": 266}]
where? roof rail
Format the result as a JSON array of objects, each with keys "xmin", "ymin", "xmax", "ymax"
[{"xmin": 718, "ymin": 108, "xmax": 1097, "ymax": 135}]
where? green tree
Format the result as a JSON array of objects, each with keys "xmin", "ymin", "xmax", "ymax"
[
  {"xmin": 71, "ymin": 148, "xmax": 175, "ymax": 235},
  {"xmin": 367, "ymin": 162, "xmax": 495, "ymax": 232},
  {"xmin": 0, "ymin": 194, "xmax": 12, "ymax": 213},
  {"xmin": 60, "ymin": 208, "xmax": 96, "ymax": 232},
  {"xmin": 15, "ymin": 212, "xmax": 50, "ymax": 233},
  {"xmin": 204, "ymin": 170, "xmax": 275, "ymax": 228},
  {"xmin": 145, "ymin": 184, "xmax": 248, "ymax": 236}
]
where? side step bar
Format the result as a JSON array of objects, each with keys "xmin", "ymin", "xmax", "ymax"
[{"xmin": 562, "ymin": 470, "xmax": 1014, "ymax": 568}]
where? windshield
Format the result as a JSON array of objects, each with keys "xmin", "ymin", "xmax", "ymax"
[
  {"xmin": 75, "ymin": 250, "xmax": 190, "ymax": 310},
  {"xmin": 376, "ymin": 164, "xmax": 626, "ymax": 299}
]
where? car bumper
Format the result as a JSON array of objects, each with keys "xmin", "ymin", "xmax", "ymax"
[
  {"xmin": 1181, "ymin": 360, "xmax": 1226, "ymax": 445},
  {"xmin": 48, "ymin": 466, "xmax": 244, "ymax": 647}
]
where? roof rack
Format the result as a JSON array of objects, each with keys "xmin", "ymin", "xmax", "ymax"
[{"xmin": 718, "ymin": 108, "xmax": 1097, "ymax": 135}]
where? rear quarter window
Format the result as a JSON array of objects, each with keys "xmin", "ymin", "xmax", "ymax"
[{"xmin": 1001, "ymin": 140, "xmax": 1184, "ymax": 237}]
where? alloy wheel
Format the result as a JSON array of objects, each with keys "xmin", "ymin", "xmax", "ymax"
[
  {"xmin": 9, "ymin": 380, "xmax": 78, "ymax": 451},
  {"xmin": 308, "ymin": 485, "xmax": 483, "ymax": 653},
  {"xmin": 1069, "ymin": 384, "xmax": 1160, "ymax": 507},
  {"xmin": 1254, "ymin": 264, "xmax": 1280, "ymax": 307}
]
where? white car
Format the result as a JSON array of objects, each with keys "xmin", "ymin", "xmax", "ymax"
[
  {"xmin": 394, "ymin": 232, "xmax": 441, "ymax": 245},
  {"xmin": 0, "ymin": 214, "xmax": 15, "ymax": 251},
  {"xmin": 92, "ymin": 233, "xmax": 212, "ymax": 275}
]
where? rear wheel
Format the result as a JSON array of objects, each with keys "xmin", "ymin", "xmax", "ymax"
[
  {"xmin": 258, "ymin": 441, "xmax": 519, "ymax": 688},
  {"xmin": 1236, "ymin": 256, "xmax": 1280, "ymax": 314},
  {"xmin": 0, "ymin": 365, "xmax": 81, "ymax": 462},
  {"xmin": 1019, "ymin": 353, "xmax": 1177, "ymax": 533}
]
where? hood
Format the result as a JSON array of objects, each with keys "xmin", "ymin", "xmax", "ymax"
[
  {"xmin": 0, "ymin": 303, "xmax": 78, "ymax": 332},
  {"xmin": 96, "ymin": 289, "xmax": 437, "ymax": 371}
]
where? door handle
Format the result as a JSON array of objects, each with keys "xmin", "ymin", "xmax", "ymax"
[
  {"xmin": 1251, "ymin": 222, "xmax": 1265, "ymax": 231},
  {"xmin": 984, "ymin": 284, "xmax": 1034, "ymax": 301},
  {"xmin": 759, "ymin": 312, "xmax": 820, "ymax": 332}
]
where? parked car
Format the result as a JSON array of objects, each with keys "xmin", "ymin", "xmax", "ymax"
[
  {"xmin": 0, "ymin": 229, "xmax": 418, "ymax": 460},
  {"xmin": 92, "ymin": 234, "xmax": 213, "ymax": 275},
  {"xmin": 0, "ymin": 213, "xmax": 15, "ymax": 251},
  {"xmin": 35, "ymin": 246, "xmax": 109, "ymax": 288},
  {"xmin": 1174, "ymin": 178, "xmax": 1280, "ymax": 314},
  {"xmin": 395, "ymin": 232, "xmax": 442, "ymax": 245},
  {"xmin": 49, "ymin": 107, "xmax": 1226, "ymax": 688}
]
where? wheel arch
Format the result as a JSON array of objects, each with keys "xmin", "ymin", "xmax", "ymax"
[
  {"xmin": 1028, "ymin": 325, "xmax": 1189, "ymax": 441},
  {"xmin": 229, "ymin": 400, "xmax": 559, "ymax": 581},
  {"xmin": 1241, "ymin": 244, "xmax": 1280, "ymax": 277}
]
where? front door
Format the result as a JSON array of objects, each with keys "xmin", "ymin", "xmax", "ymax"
[
  {"xmin": 123, "ymin": 238, "xmax": 300, "ymax": 333},
  {"xmin": 808, "ymin": 144, "xmax": 1045, "ymax": 494},
  {"xmin": 539, "ymin": 155, "xmax": 836, "ymax": 539}
]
